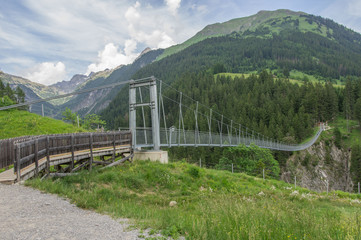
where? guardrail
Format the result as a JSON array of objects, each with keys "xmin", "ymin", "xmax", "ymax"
[
  {"xmin": 13, "ymin": 131, "xmax": 132, "ymax": 181},
  {"xmin": 134, "ymin": 124, "xmax": 323, "ymax": 151}
]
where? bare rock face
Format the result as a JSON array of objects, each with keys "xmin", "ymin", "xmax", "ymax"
[
  {"xmin": 281, "ymin": 141, "xmax": 353, "ymax": 192},
  {"xmin": 50, "ymin": 74, "xmax": 89, "ymax": 94}
]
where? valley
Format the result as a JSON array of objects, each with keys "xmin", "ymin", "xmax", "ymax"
[{"xmin": 1, "ymin": 7, "xmax": 361, "ymax": 240}]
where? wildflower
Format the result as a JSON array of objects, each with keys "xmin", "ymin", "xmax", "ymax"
[{"xmin": 290, "ymin": 190, "xmax": 299, "ymax": 196}]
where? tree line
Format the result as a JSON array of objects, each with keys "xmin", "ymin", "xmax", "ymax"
[{"xmin": 0, "ymin": 78, "xmax": 25, "ymax": 107}]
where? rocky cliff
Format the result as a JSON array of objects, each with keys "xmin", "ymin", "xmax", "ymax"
[{"xmin": 282, "ymin": 140, "xmax": 353, "ymax": 192}]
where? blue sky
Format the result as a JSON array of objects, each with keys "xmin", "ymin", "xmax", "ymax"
[{"xmin": 1, "ymin": 0, "xmax": 361, "ymax": 85}]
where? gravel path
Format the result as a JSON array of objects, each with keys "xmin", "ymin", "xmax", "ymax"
[{"xmin": 0, "ymin": 184, "xmax": 152, "ymax": 240}]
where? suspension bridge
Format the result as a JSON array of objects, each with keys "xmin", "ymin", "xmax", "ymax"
[
  {"xmin": 0, "ymin": 76, "xmax": 324, "ymax": 183},
  {"xmin": 129, "ymin": 77, "xmax": 323, "ymax": 152}
]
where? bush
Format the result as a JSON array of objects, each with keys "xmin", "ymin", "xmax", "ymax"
[
  {"xmin": 216, "ymin": 144, "xmax": 280, "ymax": 179},
  {"xmin": 333, "ymin": 127, "xmax": 342, "ymax": 148},
  {"xmin": 187, "ymin": 166, "xmax": 200, "ymax": 178}
]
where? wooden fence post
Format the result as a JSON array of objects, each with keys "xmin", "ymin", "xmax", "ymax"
[
  {"xmin": 34, "ymin": 139, "xmax": 39, "ymax": 176},
  {"xmin": 71, "ymin": 134, "xmax": 74, "ymax": 170},
  {"xmin": 112, "ymin": 132, "xmax": 116, "ymax": 163},
  {"xmin": 16, "ymin": 144, "xmax": 21, "ymax": 182},
  {"xmin": 89, "ymin": 133, "xmax": 93, "ymax": 171},
  {"xmin": 46, "ymin": 136, "xmax": 50, "ymax": 175}
]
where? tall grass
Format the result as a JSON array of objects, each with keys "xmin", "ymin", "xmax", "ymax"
[{"xmin": 27, "ymin": 160, "xmax": 361, "ymax": 239}]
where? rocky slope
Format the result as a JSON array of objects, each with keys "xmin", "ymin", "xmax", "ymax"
[
  {"xmin": 0, "ymin": 72, "xmax": 60, "ymax": 102},
  {"xmin": 282, "ymin": 140, "xmax": 353, "ymax": 192},
  {"xmin": 57, "ymin": 48, "xmax": 163, "ymax": 117},
  {"xmin": 50, "ymin": 74, "xmax": 88, "ymax": 94}
]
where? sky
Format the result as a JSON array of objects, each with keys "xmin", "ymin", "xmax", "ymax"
[{"xmin": 1, "ymin": 0, "xmax": 361, "ymax": 86}]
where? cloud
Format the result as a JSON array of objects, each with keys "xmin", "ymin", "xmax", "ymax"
[
  {"xmin": 0, "ymin": 0, "xmax": 206, "ymax": 82},
  {"xmin": 86, "ymin": 43, "xmax": 137, "ymax": 75},
  {"xmin": 348, "ymin": 0, "xmax": 361, "ymax": 17},
  {"xmin": 191, "ymin": 4, "xmax": 208, "ymax": 15},
  {"xmin": 165, "ymin": 0, "xmax": 181, "ymax": 15},
  {"xmin": 125, "ymin": 1, "xmax": 141, "ymax": 23},
  {"xmin": 25, "ymin": 62, "xmax": 66, "ymax": 85},
  {"xmin": 125, "ymin": 2, "xmax": 176, "ymax": 49}
]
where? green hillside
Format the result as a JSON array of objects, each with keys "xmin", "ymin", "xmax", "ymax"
[
  {"xmin": 0, "ymin": 72, "xmax": 61, "ymax": 103},
  {"xmin": 28, "ymin": 160, "xmax": 361, "ymax": 239},
  {"xmin": 157, "ymin": 9, "xmax": 361, "ymax": 60},
  {"xmin": 0, "ymin": 110, "xmax": 85, "ymax": 139}
]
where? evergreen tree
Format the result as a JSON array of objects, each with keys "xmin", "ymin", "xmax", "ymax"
[
  {"xmin": 15, "ymin": 86, "xmax": 25, "ymax": 103},
  {"xmin": 351, "ymin": 144, "xmax": 361, "ymax": 192},
  {"xmin": 0, "ymin": 79, "xmax": 5, "ymax": 97},
  {"xmin": 355, "ymin": 98, "xmax": 361, "ymax": 128}
]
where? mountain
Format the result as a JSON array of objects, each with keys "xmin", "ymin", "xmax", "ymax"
[
  {"xmin": 157, "ymin": 9, "xmax": 361, "ymax": 61},
  {"xmin": 50, "ymin": 74, "xmax": 89, "ymax": 94},
  {"xmin": 100, "ymin": 9, "xmax": 361, "ymax": 194},
  {"xmin": 0, "ymin": 71, "xmax": 60, "ymax": 102},
  {"xmin": 102, "ymin": 9, "xmax": 361, "ymax": 131},
  {"xmin": 0, "ymin": 71, "xmax": 58, "ymax": 115},
  {"xmin": 56, "ymin": 48, "xmax": 163, "ymax": 118}
]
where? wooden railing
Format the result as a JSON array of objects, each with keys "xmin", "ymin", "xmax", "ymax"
[
  {"xmin": 12, "ymin": 131, "xmax": 132, "ymax": 181},
  {"xmin": 0, "ymin": 135, "xmax": 41, "ymax": 169}
]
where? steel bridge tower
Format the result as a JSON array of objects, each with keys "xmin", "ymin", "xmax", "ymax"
[{"xmin": 129, "ymin": 77, "xmax": 160, "ymax": 150}]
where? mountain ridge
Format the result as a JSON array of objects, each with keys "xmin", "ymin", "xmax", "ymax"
[{"xmin": 157, "ymin": 9, "xmax": 361, "ymax": 60}]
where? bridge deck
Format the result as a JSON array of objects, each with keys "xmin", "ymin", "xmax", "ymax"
[{"xmin": 0, "ymin": 144, "xmax": 131, "ymax": 184}]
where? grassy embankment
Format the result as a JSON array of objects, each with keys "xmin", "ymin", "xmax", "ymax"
[
  {"xmin": 27, "ymin": 160, "xmax": 361, "ymax": 239},
  {"xmin": 0, "ymin": 109, "xmax": 85, "ymax": 140},
  {"xmin": 215, "ymin": 70, "xmax": 345, "ymax": 88},
  {"xmin": 0, "ymin": 110, "xmax": 86, "ymax": 171},
  {"xmin": 323, "ymin": 116, "xmax": 361, "ymax": 147}
]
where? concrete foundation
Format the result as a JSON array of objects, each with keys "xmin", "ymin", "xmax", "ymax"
[{"xmin": 133, "ymin": 150, "xmax": 168, "ymax": 164}]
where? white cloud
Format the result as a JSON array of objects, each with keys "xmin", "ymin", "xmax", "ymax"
[
  {"xmin": 348, "ymin": 0, "xmax": 361, "ymax": 17},
  {"xmin": 86, "ymin": 43, "xmax": 137, "ymax": 75},
  {"xmin": 25, "ymin": 62, "xmax": 66, "ymax": 85},
  {"xmin": 125, "ymin": 1, "xmax": 141, "ymax": 23},
  {"xmin": 0, "ymin": 0, "xmax": 205, "ymax": 81},
  {"xmin": 191, "ymin": 4, "xmax": 208, "ymax": 15},
  {"xmin": 125, "ymin": 2, "xmax": 176, "ymax": 49},
  {"xmin": 165, "ymin": 0, "xmax": 181, "ymax": 15}
]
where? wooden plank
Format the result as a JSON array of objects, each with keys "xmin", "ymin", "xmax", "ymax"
[
  {"xmin": 71, "ymin": 134, "xmax": 74, "ymax": 170},
  {"xmin": 19, "ymin": 154, "xmax": 34, "ymax": 165},
  {"xmin": 34, "ymin": 139, "xmax": 39, "ymax": 176},
  {"xmin": 89, "ymin": 133, "xmax": 93, "ymax": 171},
  {"xmin": 16, "ymin": 145, "xmax": 20, "ymax": 182},
  {"xmin": 72, "ymin": 161, "xmax": 88, "ymax": 172},
  {"xmin": 46, "ymin": 136, "xmax": 50, "ymax": 175},
  {"xmin": 101, "ymin": 153, "xmax": 134, "ymax": 169},
  {"xmin": 112, "ymin": 133, "xmax": 116, "ymax": 162}
]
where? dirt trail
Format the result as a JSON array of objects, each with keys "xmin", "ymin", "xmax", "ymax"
[{"xmin": 0, "ymin": 184, "xmax": 146, "ymax": 240}]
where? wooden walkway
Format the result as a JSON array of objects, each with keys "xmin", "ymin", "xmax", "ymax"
[
  {"xmin": 0, "ymin": 145, "xmax": 131, "ymax": 184},
  {"xmin": 0, "ymin": 131, "xmax": 132, "ymax": 184}
]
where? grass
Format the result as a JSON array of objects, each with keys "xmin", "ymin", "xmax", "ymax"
[
  {"xmin": 214, "ymin": 72, "xmax": 254, "ymax": 80},
  {"xmin": 324, "ymin": 116, "xmax": 361, "ymax": 147},
  {"xmin": 288, "ymin": 70, "xmax": 344, "ymax": 88},
  {"xmin": 27, "ymin": 160, "xmax": 361, "ymax": 239},
  {"xmin": 214, "ymin": 70, "xmax": 345, "ymax": 89},
  {"xmin": 0, "ymin": 109, "xmax": 86, "ymax": 139}
]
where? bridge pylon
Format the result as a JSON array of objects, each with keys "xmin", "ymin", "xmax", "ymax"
[{"xmin": 129, "ymin": 77, "xmax": 160, "ymax": 150}]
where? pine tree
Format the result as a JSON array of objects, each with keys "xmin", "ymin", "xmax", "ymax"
[{"xmin": 15, "ymin": 86, "xmax": 25, "ymax": 103}]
